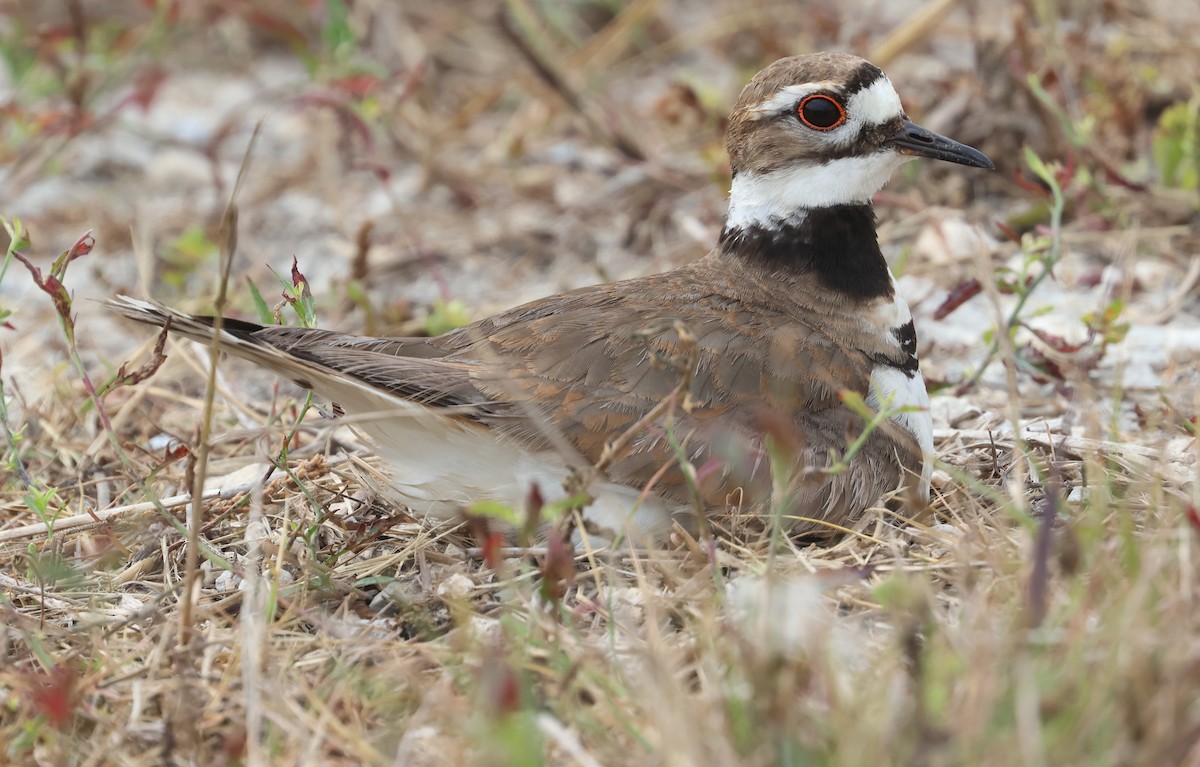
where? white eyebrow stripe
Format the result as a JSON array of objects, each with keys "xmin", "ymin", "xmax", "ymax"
[{"xmin": 747, "ymin": 81, "xmax": 840, "ymax": 119}]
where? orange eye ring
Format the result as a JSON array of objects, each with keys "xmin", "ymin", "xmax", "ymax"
[{"xmin": 797, "ymin": 94, "xmax": 846, "ymax": 131}]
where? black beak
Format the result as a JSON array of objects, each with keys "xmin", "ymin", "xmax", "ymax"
[{"xmin": 885, "ymin": 119, "xmax": 994, "ymax": 170}]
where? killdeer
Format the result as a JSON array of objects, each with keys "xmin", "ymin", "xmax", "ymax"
[{"xmin": 111, "ymin": 52, "xmax": 992, "ymax": 542}]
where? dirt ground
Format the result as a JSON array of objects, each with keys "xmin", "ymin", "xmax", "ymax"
[{"xmin": 1, "ymin": 1, "xmax": 1199, "ymax": 765}]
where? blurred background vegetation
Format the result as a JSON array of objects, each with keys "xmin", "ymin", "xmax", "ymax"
[{"xmin": 1, "ymin": 0, "xmax": 1195, "ymax": 321}]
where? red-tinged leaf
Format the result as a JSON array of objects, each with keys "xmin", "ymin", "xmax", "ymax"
[
  {"xmin": 1019, "ymin": 343, "xmax": 1066, "ymax": 383},
  {"xmin": 480, "ymin": 655, "xmax": 523, "ymax": 717},
  {"xmin": 933, "ymin": 279, "xmax": 982, "ymax": 320},
  {"xmin": 495, "ymin": 668, "xmax": 521, "ymax": 714},
  {"xmin": 33, "ymin": 108, "xmax": 75, "ymax": 136},
  {"xmin": 127, "ymin": 67, "xmax": 168, "ymax": 112},
  {"xmin": 35, "ymin": 23, "xmax": 75, "ymax": 48},
  {"xmin": 1023, "ymin": 324, "xmax": 1091, "ymax": 354},
  {"xmin": 331, "ymin": 73, "xmax": 380, "ymax": 99},
  {"xmin": 466, "ymin": 514, "xmax": 505, "ymax": 571},
  {"xmin": 1014, "ymin": 168, "xmax": 1051, "ymax": 197},
  {"xmin": 357, "ymin": 159, "xmax": 392, "ymax": 182},
  {"xmin": 12, "ymin": 252, "xmax": 74, "ymax": 323},
  {"xmin": 297, "ymin": 91, "xmax": 374, "ymax": 152},
  {"xmin": 997, "ymin": 274, "xmax": 1035, "ymax": 295},
  {"xmin": 397, "ymin": 59, "xmax": 429, "ymax": 106},
  {"xmin": 995, "ymin": 219, "xmax": 1021, "ymax": 244},
  {"xmin": 482, "ymin": 532, "xmax": 504, "ymax": 571},
  {"xmin": 1101, "ymin": 163, "xmax": 1148, "ymax": 192},
  {"xmin": 1059, "ymin": 147, "xmax": 1077, "ymax": 187},
  {"xmin": 221, "ymin": 725, "xmax": 248, "ymax": 760},
  {"xmin": 23, "ymin": 665, "xmax": 80, "ymax": 729},
  {"xmin": 11, "ymin": 250, "xmax": 44, "ymax": 286},
  {"xmin": 1075, "ymin": 266, "xmax": 1106, "ymax": 289},
  {"xmin": 2, "ymin": 321, "xmax": 14, "ymax": 330},
  {"xmin": 50, "ymin": 230, "xmax": 94, "ymax": 275},
  {"xmin": 290, "ymin": 256, "xmax": 312, "ymax": 297},
  {"xmin": 526, "ymin": 483, "xmax": 544, "ymax": 516},
  {"xmin": 44, "ymin": 275, "xmax": 73, "ymax": 320},
  {"xmin": 540, "ymin": 534, "xmax": 575, "ymax": 603},
  {"xmin": 1186, "ymin": 506, "xmax": 1200, "ymax": 535},
  {"xmin": 101, "ymin": 323, "xmax": 169, "ymax": 397},
  {"xmin": 240, "ymin": 9, "xmax": 309, "ymax": 50},
  {"xmin": 522, "ymin": 483, "xmax": 544, "ymax": 543},
  {"xmin": 139, "ymin": 0, "xmax": 181, "ymax": 23},
  {"xmin": 66, "ymin": 109, "xmax": 96, "ymax": 138}
]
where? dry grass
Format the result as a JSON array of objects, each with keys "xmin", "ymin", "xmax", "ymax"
[{"xmin": 2, "ymin": 1, "xmax": 1200, "ymax": 765}]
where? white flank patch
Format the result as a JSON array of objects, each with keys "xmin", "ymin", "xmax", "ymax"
[
  {"xmin": 869, "ymin": 273, "xmax": 914, "ymax": 329},
  {"xmin": 725, "ymin": 151, "xmax": 908, "ymax": 229},
  {"xmin": 866, "ymin": 366, "xmax": 934, "ymax": 498},
  {"xmin": 323, "ymin": 379, "xmax": 675, "ymax": 541}
]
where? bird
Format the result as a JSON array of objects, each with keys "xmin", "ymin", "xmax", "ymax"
[{"xmin": 111, "ymin": 52, "xmax": 993, "ymax": 543}]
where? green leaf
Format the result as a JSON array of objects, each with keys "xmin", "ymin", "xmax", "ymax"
[
  {"xmin": 353, "ymin": 575, "xmax": 396, "ymax": 589},
  {"xmin": 3, "ymin": 216, "xmax": 30, "ymax": 253},
  {"xmin": 541, "ymin": 492, "xmax": 594, "ymax": 522},
  {"xmin": 344, "ymin": 279, "xmax": 367, "ymax": 306},
  {"xmin": 470, "ymin": 500, "xmax": 519, "ymax": 526},
  {"xmin": 839, "ymin": 389, "xmax": 872, "ymax": 419},
  {"xmin": 1083, "ymin": 299, "xmax": 1131, "ymax": 345},
  {"xmin": 322, "ymin": 0, "xmax": 357, "ymax": 64},
  {"xmin": 246, "ymin": 278, "xmax": 274, "ymax": 324},
  {"xmin": 1024, "ymin": 146, "xmax": 1052, "ymax": 185},
  {"xmin": 167, "ymin": 224, "xmax": 218, "ymax": 262},
  {"xmin": 1153, "ymin": 98, "xmax": 1200, "ymax": 190},
  {"xmin": 426, "ymin": 298, "xmax": 471, "ymax": 336},
  {"xmin": 1023, "ymin": 146, "xmax": 1065, "ymax": 201}
]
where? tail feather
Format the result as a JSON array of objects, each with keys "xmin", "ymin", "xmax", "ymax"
[
  {"xmin": 108, "ymin": 295, "xmax": 329, "ymax": 390},
  {"xmin": 107, "ymin": 295, "xmax": 489, "ymax": 414}
]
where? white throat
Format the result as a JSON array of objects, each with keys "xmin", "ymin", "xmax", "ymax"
[{"xmin": 725, "ymin": 151, "xmax": 910, "ymax": 231}]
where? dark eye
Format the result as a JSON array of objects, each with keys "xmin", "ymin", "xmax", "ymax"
[{"xmin": 797, "ymin": 94, "xmax": 846, "ymax": 130}]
